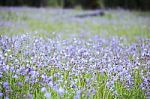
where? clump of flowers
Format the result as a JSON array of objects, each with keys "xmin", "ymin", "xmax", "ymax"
[{"xmin": 0, "ymin": 34, "xmax": 149, "ymax": 99}]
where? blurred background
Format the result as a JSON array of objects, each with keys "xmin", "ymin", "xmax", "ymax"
[{"xmin": 0, "ymin": 0, "xmax": 150, "ymax": 10}]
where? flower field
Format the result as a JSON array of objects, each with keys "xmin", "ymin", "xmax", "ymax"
[{"xmin": 0, "ymin": 7, "xmax": 150, "ymax": 99}]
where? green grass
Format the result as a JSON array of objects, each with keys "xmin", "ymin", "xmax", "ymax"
[{"xmin": 0, "ymin": 7, "xmax": 150, "ymax": 40}]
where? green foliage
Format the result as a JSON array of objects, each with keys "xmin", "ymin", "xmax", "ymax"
[{"xmin": 47, "ymin": 0, "xmax": 63, "ymax": 7}]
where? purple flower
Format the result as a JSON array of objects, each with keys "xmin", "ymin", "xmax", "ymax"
[
  {"xmin": 44, "ymin": 92, "xmax": 51, "ymax": 98},
  {"xmin": 0, "ymin": 93, "xmax": 3, "ymax": 97},
  {"xmin": 3, "ymin": 82, "xmax": 9, "ymax": 88},
  {"xmin": 16, "ymin": 82, "xmax": 23, "ymax": 86}
]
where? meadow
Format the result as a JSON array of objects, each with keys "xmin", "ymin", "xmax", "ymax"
[{"xmin": 0, "ymin": 7, "xmax": 150, "ymax": 99}]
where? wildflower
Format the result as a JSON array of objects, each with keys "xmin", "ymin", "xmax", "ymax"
[
  {"xmin": 41, "ymin": 87, "xmax": 47, "ymax": 92},
  {"xmin": 17, "ymin": 82, "xmax": 23, "ymax": 86},
  {"xmin": 44, "ymin": 92, "xmax": 51, "ymax": 98},
  {"xmin": 0, "ymin": 93, "xmax": 3, "ymax": 97},
  {"xmin": 3, "ymin": 82, "xmax": 9, "ymax": 89},
  {"xmin": 0, "ymin": 74, "xmax": 2, "ymax": 78},
  {"xmin": 74, "ymin": 90, "xmax": 82, "ymax": 99},
  {"xmin": 13, "ymin": 75, "xmax": 18, "ymax": 79},
  {"xmin": 5, "ymin": 96, "xmax": 9, "ymax": 99},
  {"xmin": 72, "ymin": 84, "xmax": 77, "ymax": 89},
  {"xmin": 58, "ymin": 87, "xmax": 65, "ymax": 95}
]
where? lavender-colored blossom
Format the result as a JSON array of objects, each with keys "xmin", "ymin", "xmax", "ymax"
[
  {"xmin": 3, "ymin": 82, "xmax": 9, "ymax": 89},
  {"xmin": 0, "ymin": 93, "xmax": 3, "ymax": 97},
  {"xmin": 58, "ymin": 87, "xmax": 65, "ymax": 95},
  {"xmin": 44, "ymin": 92, "xmax": 51, "ymax": 98},
  {"xmin": 74, "ymin": 90, "xmax": 82, "ymax": 99},
  {"xmin": 16, "ymin": 82, "xmax": 23, "ymax": 86}
]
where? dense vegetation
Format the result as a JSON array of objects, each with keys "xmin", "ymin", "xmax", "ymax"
[
  {"xmin": 0, "ymin": 7, "xmax": 150, "ymax": 99},
  {"xmin": 0, "ymin": 0, "xmax": 150, "ymax": 10},
  {"xmin": 0, "ymin": 33, "xmax": 149, "ymax": 99}
]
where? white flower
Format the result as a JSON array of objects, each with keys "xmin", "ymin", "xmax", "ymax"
[{"xmin": 41, "ymin": 87, "xmax": 47, "ymax": 92}]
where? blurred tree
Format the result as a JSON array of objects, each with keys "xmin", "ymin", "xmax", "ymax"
[
  {"xmin": 140, "ymin": 0, "xmax": 150, "ymax": 10},
  {"xmin": 63, "ymin": 0, "xmax": 79, "ymax": 8},
  {"xmin": 0, "ymin": 0, "xmax": 5, "ymax": 5},
  {"xmin": 81, "ymin": 0, "xmax": 100, "ymax": 9},
  {"xmin": 47, "ymin": 0, "xmax": 64, "ymax": 7},
  {"xmin": 0, "ymin": 0, "xmax": 149, "ymax": 10}
]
